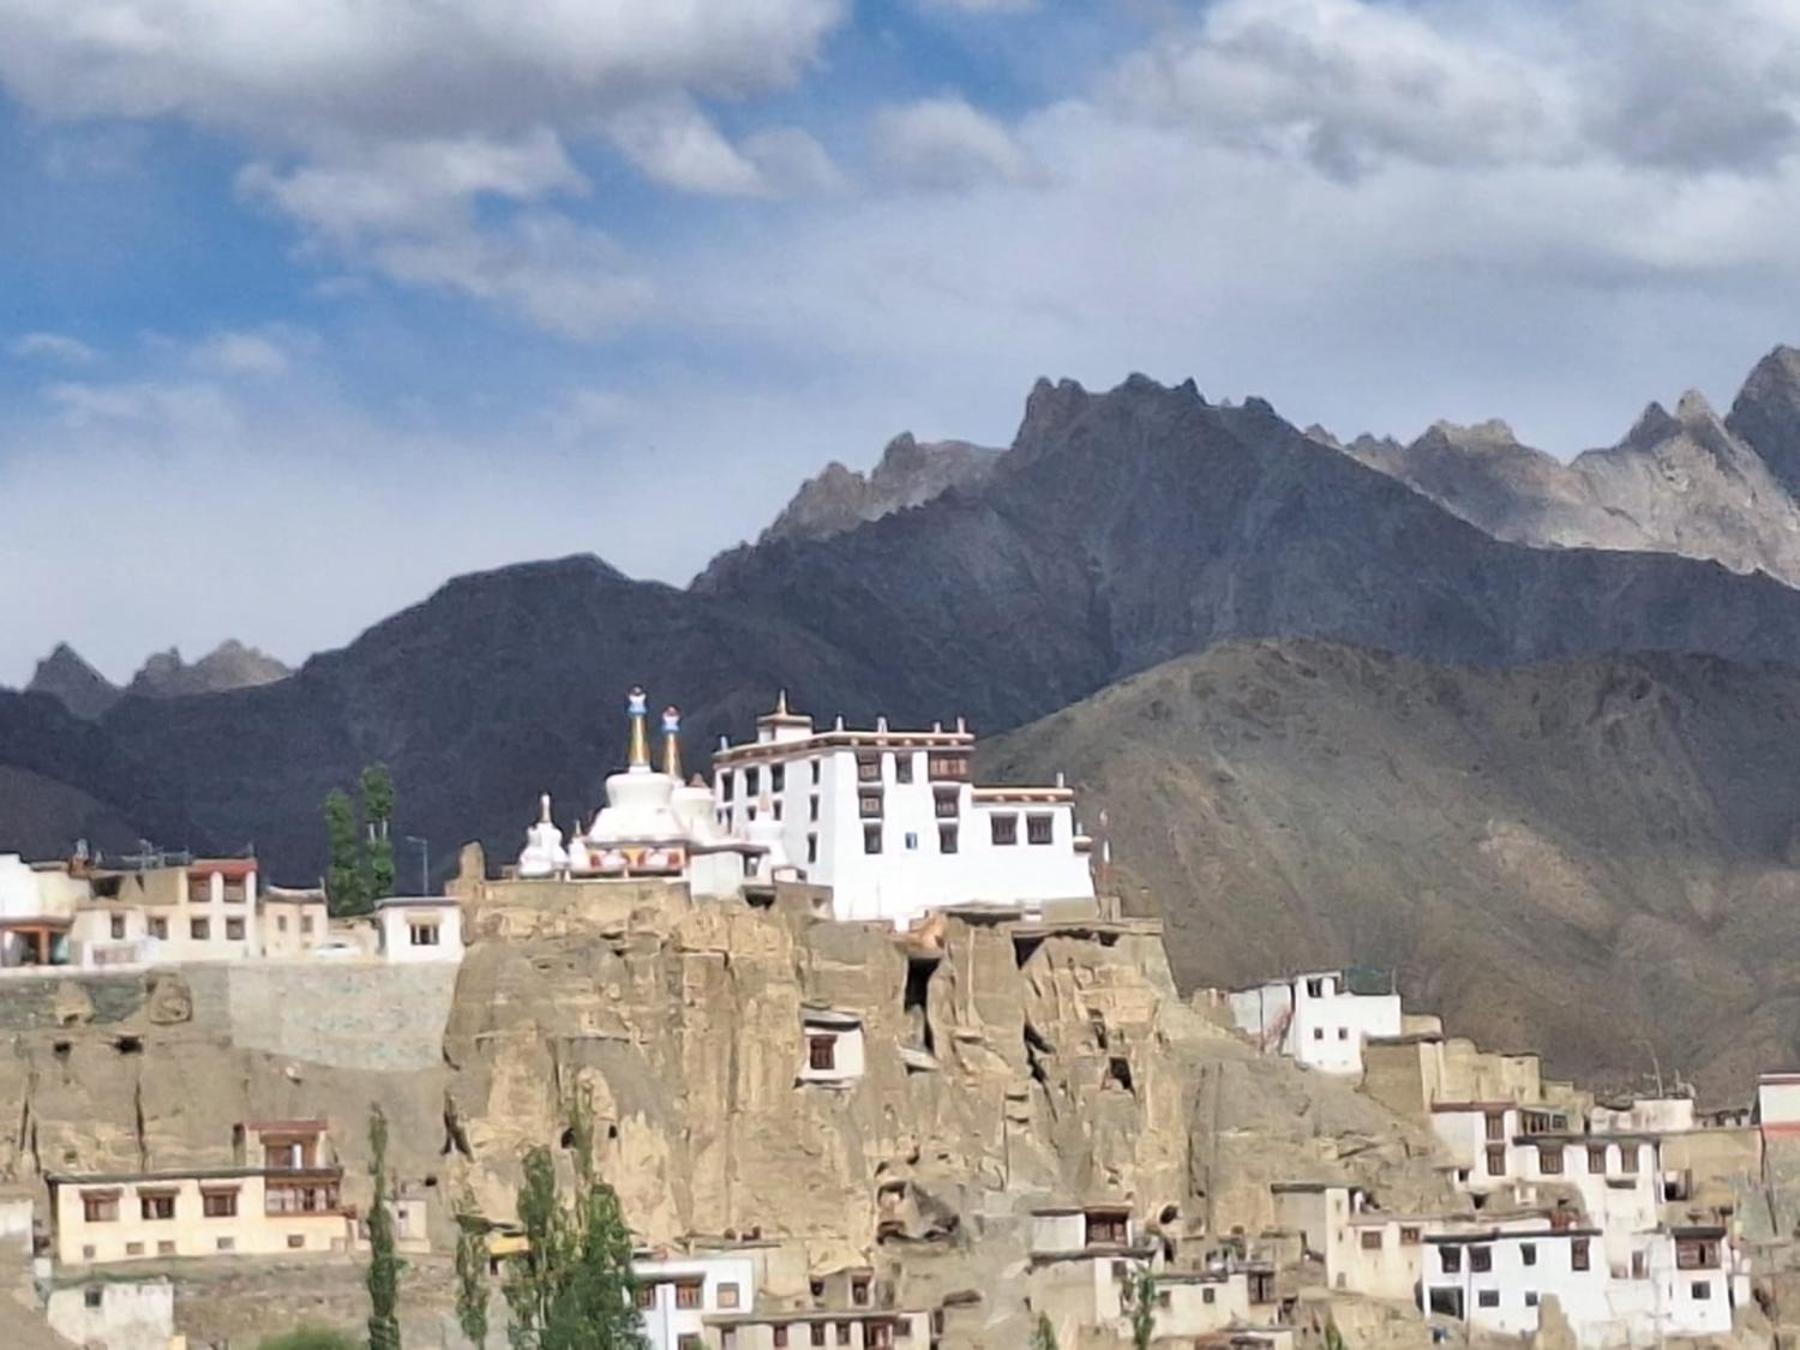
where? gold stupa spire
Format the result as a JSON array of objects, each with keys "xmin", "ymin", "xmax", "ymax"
[
  {"xmin": 626, "ymin": 686, "xmax": 650, "ymax": 769},
  {"xmin": 661, "ymin": 706, "xmax": 683, "ymax": 779}
]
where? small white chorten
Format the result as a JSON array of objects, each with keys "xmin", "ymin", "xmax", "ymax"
[{"xmin": 516, "ymin": 793, "xmax": 569, "ymax": 878}]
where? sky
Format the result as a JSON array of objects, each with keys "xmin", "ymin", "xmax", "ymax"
[{"xmin": 4, "ymin": 0, "xmax": 1800, "ymax": 686}]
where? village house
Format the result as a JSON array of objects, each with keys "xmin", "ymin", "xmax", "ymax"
[
  {"xmin": 1227, "ymin": 969, "xmax": 1404, "ymax": 1075},
  {"xmin": 46, "ymin": 1120, "xmax": 350, "ymax": 1266}
]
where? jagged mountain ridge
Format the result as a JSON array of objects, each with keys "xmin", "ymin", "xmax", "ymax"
[
  {"xmin": 755, "ymin": 431, "xmax": 1002, "ymax": 546},
  {"xmin": 23, "ymin": 639, "xmax": 292, "ymax": 720},
  {"xmin": 981, "ymin": 637, "xmax": 1800, "ymax": 1096},
  {"xmin": 1339, "ymin": 347, "xmax": 1800, "ymax": 587}
]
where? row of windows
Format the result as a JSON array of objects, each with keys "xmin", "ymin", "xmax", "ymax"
[
  {"xmin": 1484, "ymin": 1140, "xmax": 1644, "ymax": 1177},
  {"xmin": 1437, "ymin": 1281, "xmax": 1711, "ymax": 1312},
  {"xmin": 635, "ymin": 1278, "xmax": 741, "ymax": 1310},
  {"xmin": 78, "ymin": 1233, "xmax": 312, "ymax": 1261},
  {"xmin": 721, "ymin": 751, "xmax": 972, "ymax": 802},
  {"xmin": 81, "ymin": 1190, "xmax": 238, "ymax": 1222},
  {"xmin": 705, "ymin": 1320, "xmax": 912, "ymax": 1349},
  {"xmin": 1441, "ymin": 1239, "xmax": 1589, "ymax": 1274}
]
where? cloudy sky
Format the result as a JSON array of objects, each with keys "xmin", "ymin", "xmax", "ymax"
[{"xmin": 5, "ymin": 0, "xmax": 1800, "ymax": 686}]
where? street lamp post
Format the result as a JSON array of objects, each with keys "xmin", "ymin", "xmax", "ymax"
[{"xmin": 405, "ymin": 836, "xmax": 430, "ymax": 896}]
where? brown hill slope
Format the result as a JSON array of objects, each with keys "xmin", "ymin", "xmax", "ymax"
[{"xmin": 981, "ymin": 638, "xmax": 1800, "ymax": 1096}]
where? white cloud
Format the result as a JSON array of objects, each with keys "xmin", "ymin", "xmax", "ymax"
[
  {"xmin": 872, "ymin": 96, "xmax": 1037, "ymax": 190},
  {"xmin": 8, "ymin": 332, "xmax": 99, "ymax": 365},
  {"xmin": 188, "ymin": 331, "xmax": 293, "ymax": 377},
  {"xmin": 603, "ymin": 97, "xmax": 768, "ymax": 197},
  {"xmin": 742, "ymin": 126, "xmax": 846, "ymax": 195}
]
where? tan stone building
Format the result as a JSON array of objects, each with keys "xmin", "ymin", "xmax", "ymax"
[{"xmin": 47, "ymin": 1120, "xmax": 349, "ymax": 1265}]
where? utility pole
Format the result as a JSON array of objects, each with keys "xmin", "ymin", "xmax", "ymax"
[{"xmin": 406, "ymin": 836, "xmax": 430, "ymax": 896}]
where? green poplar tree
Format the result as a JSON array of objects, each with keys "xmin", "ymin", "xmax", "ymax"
[
  {"xmin": 1129, "ymin": 1266, "xmax": 1157, "ymax": 1350},
  {"xmin": 454, "ymin": 1191, "xmax": 490, "ymax": 1350},
  {"xmin": 365, "ymin": 1107, "xmax": 403, "ymax": 1350},
  {"xmin": 360, "ymin": 764, "xmax": 396, "ymax": 902},
  {"xmin": 324, "ymin": 789, "xmax": 367, "ymax": 916}
]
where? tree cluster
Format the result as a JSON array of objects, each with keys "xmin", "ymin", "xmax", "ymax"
[{"xmin": 323, "ymin": 764, "xmax": 396, "ymax": 916}]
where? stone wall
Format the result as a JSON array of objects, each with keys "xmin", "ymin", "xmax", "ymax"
[{"xmin": 222, "ymin": 961, "xmax": 460, "ymax": 1071}]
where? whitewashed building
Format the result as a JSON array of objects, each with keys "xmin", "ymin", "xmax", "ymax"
[
  {"xmin": 374, "ymin": 896, "xmax": 463, "ymax": 964},
  {"xmin": 1228, "ymin": 969, "xmax": 1403, "ymax": 1074},
  {"xmin": 636, "ymin": 1250, "xmax": 759, "ymax": 1350},
  {"xmin": 711, "ymin": 694, "xmax": 1094, "ymax": 927}
]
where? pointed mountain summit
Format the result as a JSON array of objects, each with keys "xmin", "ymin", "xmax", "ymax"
[
  {"xmin": 1727, "ymin": 344, "xmax": 1800, "ymax": 493},
  {"xmin": 24, "ymin": 643, "xmax": 121, "ymax": 720},
  {"xmin": 125, "ymin": 640, "xmax": 291, "ymax": 700},
  {"xmin": 757, "ymin": 431, "xmax": 1002, "ymax": 546}
]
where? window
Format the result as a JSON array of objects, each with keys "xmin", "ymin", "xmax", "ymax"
[
  {"xmin": 809, "ymin": 796, "xmax": 820, "ymax": 822},
  {"xmin": 1478, "ymin": 1291, "xmax": 1499, "ymax": 1309},
  {"xmin": 1621, "ymin": 1144, "xmax": 1640, "ymax": 1175},
  {"xmin": 81, "ymin": 1191, "xmax": 119, "ymax": 1224},
  {"xmin": 746, "ymin": 767, "xmax": 761, "ymax": 796},
  {"xmin": 991, "ymin": 814, "xmax": 1018, "ymax": 846},
  {"xmin": 1202, "ymin": 1288, "xmax": 1216, "ymax": 1304},
  {"xmin": 1305, "ymin": 977, "xmax": 1325, "ymax": 997},
  {"xmin": 1486, "ymin": 1145, "xmax": 1506, "ymax": 1175},
  {"xmin": 302, "ymin": 916, "xmax": 316, "ymax": 935},
  {"xmin": 1360, "ymin": 1230, "xmax": 1384, "ymax": 1250},
  {"xmin": 863, "ymin": 825, "xmax": 882, "ymax": 855},
  {"xmin": 719, "ymin": 1283, "xmax": 741, "ymax": 1310},
  {"xmin": 811, "ymin": 1327, "xmax": 827, "ymax": 1348},
  {"xmin": 807, "ymin": 835, "xmax": 819, "ymax": 864},
  {"xmin": 277, "ymin": 916, "xmax": 289, "ymax": 933},
  {"xmin": 1572, "ymin": 1238, "xmax": 1590, "ymax": 1271},
  {"xmin": 110, "ymin": 914, "xmax": 125, "ymax": 940},
  {"xmin": 895, "ymin": 755, "xmax": 913, "ymax": 784},
  {"xmin": 1525, "ymin": 1292, "xmax": 1539, "ymax": 1307},
  {"xmin": 81, "ymin": 1245, "xmax": 95, "ymax": 1260},
  {"xmin": 722, "ymin": 1332, "xmax": 738, "ymax": 1350},
  {"xmin": 859, "ymin": 793, "xmax": 883, "ymax": 819},
  {"xmin": 1676, "ymin": 1238, "xmax": 1719, "ymax": 1270},
  {"xmin": 927, "ymin": 754, "xmax": 968, "ymax": 780},
  {"xmin": 774, "ymin": 801, "xmax": 784, "ymax": 821},
  {"xmin": 774, "ymin": 1328, "xmax": 790, "ymax": 1348},
  {"xmin": 1026, "ymin": 813, "xmax": 1053, "ymax": 844},
  {"xmin": 1521, "ymin": 1243, "xmax": 1536, "ymax": 1267},
  {"xmin": 1085, "ymin": 1213, "xmax": 1128, "ymax": 1246},
  {"xmin": 904, "ymin": 832, "xmax": 919, "ymax": 851},
  {"xmin": 896, "ymin": 1322, "xmax": 912, "ymax": 1342},
  {"xmin": 678, "ymin": 1339, "xmax": 702, "ymax": 1350},
  {"xmin": 1485, "ymin": 1112, "xmax": 1506, "ymax": 1142},
  {"xmin": 225, "ymin": 917, "xmax": 244, "ymax": 940},
  {"xmin": 157, "ymin": 1240, "xmax": 175, "ymax": 1256},
  {"xmin": 852, "ymin": 1277, "xmax": 870, "ymax": 1305},
  {"xmin": 150, "ymin": 918, "xmax": 167, "ymax": 940},
  {"xmin": 722, "ymin": 771, "xmax": 736, "ymax": 801},
  {"xmin": 203, "ymin": 1190, "xmax": 239, "ymax": 1218},
  {"xmin": 1313, "ymin": 1028, "xmax": 1324, "ymax": 1041},
  {"xmin": 675, "ymin": 1281, "xmax": 703, "ymax": 1310},
  {"xmin": 811, "ymin": 759, "xmax": 821, "ymax": 785},
  {"xmin": 1632, "ymin": 1251, "xmax": 1648, "ymax": 1279},
  {"xmin": 857, "ymin": 754, "xmax": 880, "ymax": 783},
  {"xmin": 190, "ymin": 917, "xmax": 210, "ymax": 940},
  {"xmin": 934, "ymin": 788, "xmax": 959, "ymax": 818},
  {"xmin": 771, "ymin": 764, "xmax": 786, "ymax": 792},
  {"xmin": 1538, "ymin": 1145, "xmax": 1564, "ymax": 1175},
  {"xmin": 809, "ymin": 1036, "xmax": 837, "ymax": 1072},
  {"xmin": 939, "ymin": 824, "xmax": 958, "ymax": 854},
  {"xmin": 1441, "ymin": 1246, "xmax": 1462, "ymax": 1273},
  {"xmin": 1588, "ymin": 1144, "xmax": 1607, "ymax": 1173},
  {"xmin": 1337, "ymin": 1027, "xmax": 1348, "ymax": 1040},
  {"xmin": 84, "ymin": 1287, "xmax": 102, "ymax": 1309},
  {"xmin": 1470, "ymin": 1246, "xmax": 1492, "ymax": 1274},
  {"xmin": 126, "ymin": 1242, "xmax": 144, "ymax": 1256},
  {"xmin": 222, "ymin": 880, "xmax": 246, "ymax": 903},
  {"xmin": 837, "ymin": 1323, "xmax": 851, "ymax": 1346},
  {"xmin": 1692, "ymin": 1281, "xmax": 1712, "ymax": 1300},
  {"xmin": 410, "ymin": 922, "xmax": 440, "ymax": 946},
  {"xmin": 140, "ymin": 1193, "xmax": 175, "ymax": 1221},
  {"xmin": 216, "ymin": 1237, "xmax": 235, "ymax": 1252},
  {"xmin": 1400, "ymin": 1227, "xmax": 1421, "ymax": 1246},
  {"xmin": 635, "ymin": 1284, "xmax": 655, "ymax": 1310}
]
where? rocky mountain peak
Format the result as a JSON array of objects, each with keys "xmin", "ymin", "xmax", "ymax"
[
  {"xmin": 757, "ymin": 432, "xmax": 1003, "ymax": 547},
  {"xmin": 1622, "ymin": 400, "xmax": 1681, "ymax": 450},
  {"xmin": 1675, "ymin": 388, "xmax": 1719, "ymax": 424},
  {"xmin": 1727, "ymin": 344, "xmax": 1800, "ymax": 494},
  {"xmin": 125, "ymin": 641, "xmax": 292, "ymax": 700},
  {"xmin": 24, "ymin": 643, "xmax": 121, "ymax": 721}
]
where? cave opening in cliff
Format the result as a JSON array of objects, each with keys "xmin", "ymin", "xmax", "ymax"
[{"xmin": 904, "ymin": 956, "xmax": 938, "ymax": 1055}]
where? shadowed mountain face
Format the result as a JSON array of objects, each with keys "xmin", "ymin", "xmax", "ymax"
[
  {"xmin": 25, "ymin": 644, "xmax": 121, "ymax": 720},
  {"xmin": 1342, "ymin": 350, "xmax": 1800, "ymax": 588},
  {"xmin": 981, "ymin": 638, "xmax": 1800, "ymax": 1097}
]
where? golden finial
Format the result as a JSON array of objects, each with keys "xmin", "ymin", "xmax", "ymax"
[
  {"xmin": 626, "ymin": 686, "xmax": 650, "ymax": 769},
  {"xmin": 661, "ymin": 706, "xmax": 683, "ymax": 780}
]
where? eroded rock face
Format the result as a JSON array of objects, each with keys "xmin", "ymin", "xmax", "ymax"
[
  {"xmin": 757, "ymin": 434, "xmax": 1003, "ymax": 547},
  {"xmin": 0, "ymin": 890, "xmax": 1454, "ymax": 1346}
]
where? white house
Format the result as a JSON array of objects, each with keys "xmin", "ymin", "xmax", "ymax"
[
  {"xmin": 710, "ymin": 694, "xmax": 1094, "ymax": 928},
  {"xmin": 374, "ymin": 897, "xmax": 463, "ymax": 964},
  {"xmin": 635, "ymin": 1250, "xmax": 759, "ymax": 1350},
  {"xmin": 798, "ymin": 1008, "xmax": 865, "ymax": 1087},
  {"xmin": 1228, "ymin": 970, "xmax": 1403, "ymax": 1074}
]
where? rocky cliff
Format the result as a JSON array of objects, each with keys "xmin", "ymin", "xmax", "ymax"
[
  {"xmin": 24, "ymin": 646, "xmax": 119, "ymax": 721},
  {"xmin": 755, "ymin": 433, "xmax": 1002, "ymax": 547},
  {"xmin": 24, "ymin": 640, "xmax": 292, "ymax": 721},
  {"xmin": 0, "ymin": 889, "xmax": 1454, "ymax": 1346}
]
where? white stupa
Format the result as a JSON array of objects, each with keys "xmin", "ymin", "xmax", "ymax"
[
  {"xmin": 582, "ymin": 686, "xmax": 689, "ymax": 876},
  {"xmin": 516, "ymin": 793, "xmax": 569, "ymax": 878}
]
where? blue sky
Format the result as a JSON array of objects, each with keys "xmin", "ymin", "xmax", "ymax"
[{"xmin": 4, "ymin": 0, "xmax": 1800, "ymax": 686}]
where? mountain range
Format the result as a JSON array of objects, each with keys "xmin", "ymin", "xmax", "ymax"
[
  {"xmin": 12, "ymin": 346, "xmax": 1800, "ymax": 1089},
  {"xmin": 26, "ymin": 640, "xmax": 291, "ymax": 720}
]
